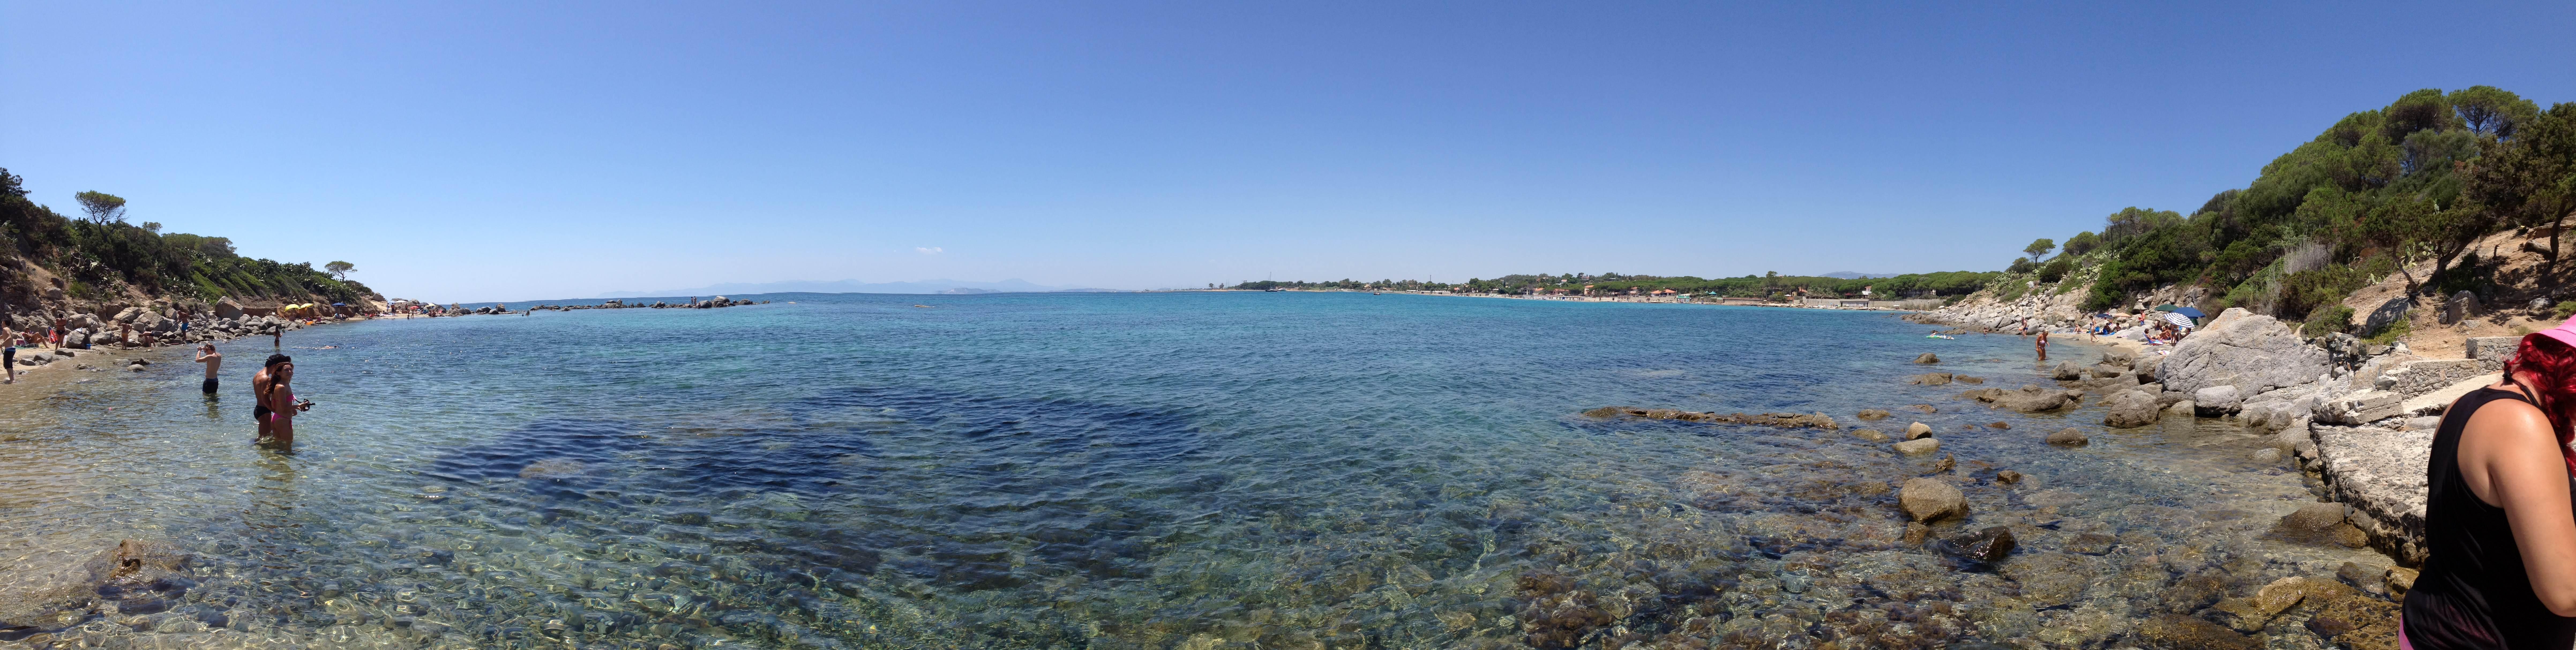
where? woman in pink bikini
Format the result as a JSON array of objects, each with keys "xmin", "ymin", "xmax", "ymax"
[{"xmin": 259, "ymin": 355, "xmax": 312, "ymax": 447}]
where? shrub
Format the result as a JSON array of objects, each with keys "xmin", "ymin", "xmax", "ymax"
[
  {"xmin": 2278, "ymin": 264, "xmax": 2368, "ymax": 321},
  {"xmin": 2554, "ymin": 301, "xmax": 2576, "ymax": 319},
  {"xmin": 2007, "ymin": 257, "xmax": 2037, "ymax": 274},
  {"xmin": 2036, "ymin": 257, "xmax": 2073, "ymax": 283},
  {"xmin": 2365, "ymin": 314, "xmax": 2414, "ymax": 346},
  {"xmin": 2302, "ymin": 304, "xmax": 2355, "ymax": 338}
]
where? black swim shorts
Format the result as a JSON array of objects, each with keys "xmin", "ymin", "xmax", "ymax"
[
  {"xmin": 252, "ymin": 404, "xmax": 270, "ymax": 423},
  {"xmin": 202, "ymin": 377, "xmax": 219, "ymax": 394}
]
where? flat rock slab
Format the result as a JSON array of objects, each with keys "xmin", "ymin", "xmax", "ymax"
[
  {"xmin": 2401, "ymin": 373, "xmax": 2501, "ymax": 417},
  {"xmin": 2312, "ymin": 424, "xmax": 2432, "ymax": 564}
]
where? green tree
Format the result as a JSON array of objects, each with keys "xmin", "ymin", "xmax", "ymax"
[
  {"xmin": 140, "ymin": 221, "xmax": 161, "ymax": 233},
  {"xmin": 0, "ymin": 168, "xmax": 24, "ymax": 198},
  {"xmin": 2448, "ymin": 85, "xmax": 2540, "ymax": 140},
  {"xmin": 325, "ymin": 260, "xmax": 355, "ymax": 280},
  {"xmin": 2062, "ymin": 231, "xmax": 2101, "ymax": 256},
  {"xmin": 2024, "ymin": 238, "xmax": 2055, "ymax": 259},
  {"xmin": 73, "ymin": 191, "xmax": 126, "ymax": 224},
  {"xmin": 2464, "ymin": 102, "xmax": 2576, "ymax": 278}
]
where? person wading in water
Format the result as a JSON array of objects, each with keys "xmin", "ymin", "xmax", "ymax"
[
  {"xmin": 195, "ymin": 343, "xmax": 222, "ymax": 397},
  {"xmin": 2035, "ymin": 328, "xmax": 2049, "ymax": 362},
  {"xmin": 258, "ymin": 355, "xmax": 310, "ymax": 448},
  {"xmin": 2403, "ymin": 317, "xmax": 2576, "ymax": 648},
  {"xmin": 252, "ymin": 354, "xmax": 285, "ymax": 443}
]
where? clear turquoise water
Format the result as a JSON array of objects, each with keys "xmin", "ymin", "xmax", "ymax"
[{"xmin": 0, "ymin": 292, "xmax": 2393, "ymax": 648}]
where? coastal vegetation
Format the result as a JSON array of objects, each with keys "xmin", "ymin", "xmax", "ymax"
[
  {"xmin": 0, "ymin": 168, "xmax": 375, "ymax": 306},
  {"xmin": 1977, "ymin": 86, "xmax": 2575, "ymax": 335},
  {"xmin": 1231, "ymin": 270, "xmax": 2000, "ymax": 300}
]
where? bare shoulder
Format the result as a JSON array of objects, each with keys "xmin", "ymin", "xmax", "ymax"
[{"xmin": 2465, "ymin": 396, "xmax": 2558, "ymax": 446}]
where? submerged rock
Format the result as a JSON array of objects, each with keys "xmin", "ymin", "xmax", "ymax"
[
  {"xmin": 1893, "ymin": 438, "xmax": 1941, "ymax": 455},
  {"xmin": 1993, "ymin": 470, "xmax": 2023, "ymax": 485},
  {"xmin": 1936, "ymin": 526, "xmax": 2016, "ymax": 563},
  {"xmin": 1998, "ymin": 552, "xmax": 2096, "ymax": 607},
  {"xmin": 1916, "ymin": 353, "xmax": 1940, "ymax": 364},
  {"xmin": 1955, "ymin": 374, "xmax": 1985, "ymax": 384},
  {"xmin": 2307, "ymin": 594, "xmax": 2400, "ymax": 649},
  {"xmin": 2385, "ymin": 567, "xmax": 2419, "ymax": 595},
  {"xmin": 1899, "ymin": 478, "xmax": 1968, "ymax": 522},
  {"xmin": 1969, "ymin": 385, "xmax": 2084, "ymax": 413},
  {"xmin": 2045, "ymin": 428, "xmax": 2089, "ymax": 447},
  {"xmin": 1579, "ymin": 407, "xmax": 1839, "ymax": 430},
  {"xmin": 1856, "ymin": 408, "xmax": 1891, "ymax": 421},
  {"xmin": 2270, "ymin": 502, "xmax": 2371, "ymax": 547},
  {"xmin": 1852, "ymin": 428, "xmax": 1890, "ymax": 442},
  {"xmin": 1909, "ymin": 372, "xmax": 1954, "ymax": 386},
  {"xmin": 2064, "ymin": 532, "xmax": 2117, "ymax": 555},
  {"xmin": 1986, "ymin": 421, "xmax": 2010, "ymax": 429},
  {"xmin": 0, "ymin": 539, "xmax": 193, "ymax": 632},
  {"xmin": 2138, "ymin": 613, "xmax": 2259, "ymax": 650}
]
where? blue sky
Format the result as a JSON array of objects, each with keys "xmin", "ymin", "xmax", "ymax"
[{"xmin": 6, "ymin": 1, "xmax": 2573, "ymax": 302}]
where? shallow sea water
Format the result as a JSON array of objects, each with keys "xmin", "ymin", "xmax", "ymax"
[{"xmin": 0, "ymin": 292, "xmax": 2395, "ymax": 649}]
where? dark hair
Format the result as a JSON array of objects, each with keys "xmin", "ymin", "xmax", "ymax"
[
  {"xmin": 264, "ymin": 353, "xmax": 292, "ymax": 368},
  {"xmin": 2503, "ymin": 334, "xmax": 2576, "ymax": 473}
]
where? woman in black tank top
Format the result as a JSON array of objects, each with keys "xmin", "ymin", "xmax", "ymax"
[{"xmin": 2404, "ymin": 330, "xmax": 2576, "ymax": 649}]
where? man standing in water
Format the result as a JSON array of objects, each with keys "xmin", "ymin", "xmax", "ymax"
[
  {"xmin": 196, "ymin": 343, "xmax": 221, "ymax": 396},
  {"xmin": 271, "ymin": 324, "xmax": 282, "ymax": 349},
  {"xmin": 251, "ymin": 353, "xmax": 284, "ymax": 442}
]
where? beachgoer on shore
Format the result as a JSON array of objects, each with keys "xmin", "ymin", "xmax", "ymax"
[
  {"xmin": 2402, "ymin": 317, "xmax": 2576, "ymax": 648},
  {"xmin": 196, "ymin": 343, "xmax": 222, "ymax": 396}
]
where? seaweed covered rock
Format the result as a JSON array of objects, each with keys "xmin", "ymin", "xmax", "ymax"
[
  {"xmin": 1856, "ymin": 408, "xmax": 1891, "ymax": 421},
  {"xmin": 1915, "ymin": 353, "xmax": 1939, "ymax": 364},
  {"xmin": 1908, "ymin": 372, "xmax": 1953, "ymax": 386}
]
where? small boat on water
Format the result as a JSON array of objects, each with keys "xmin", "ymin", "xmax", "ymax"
[{"xmin": 1264, "ymin": 287, "xmax": 1284, "ymax": 292}]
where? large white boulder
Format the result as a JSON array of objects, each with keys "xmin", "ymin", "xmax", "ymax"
[{"xmin": 2160, "ymin": 311, "xmax": 2331, "ymax": 396}]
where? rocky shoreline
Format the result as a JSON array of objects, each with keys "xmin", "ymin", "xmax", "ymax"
[{"xmin": 1908, "ymin": 298, "xmax": 2522, "ymax": 570}]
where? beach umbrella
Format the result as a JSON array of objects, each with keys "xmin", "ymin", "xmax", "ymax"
[
  {"xmin": 2152, "ymin": 304, "xmax": 2179, "ymax": 312},
  {"xmin": 2168, "ymin": 306, "xmax": 2206, "ymax": 319},
  {"xmin": 2163, "ymin": 312, "xmax": 2196, "ymax": 328}
]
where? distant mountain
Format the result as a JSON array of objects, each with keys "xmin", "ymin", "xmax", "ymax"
[
  {"xmin": 1817, "ymin": 271, "xmax": 1903, "ymax": 279},
  {"xmin": 598, "ymin": 278, "xmax": 1117, "ymax": 298}
]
